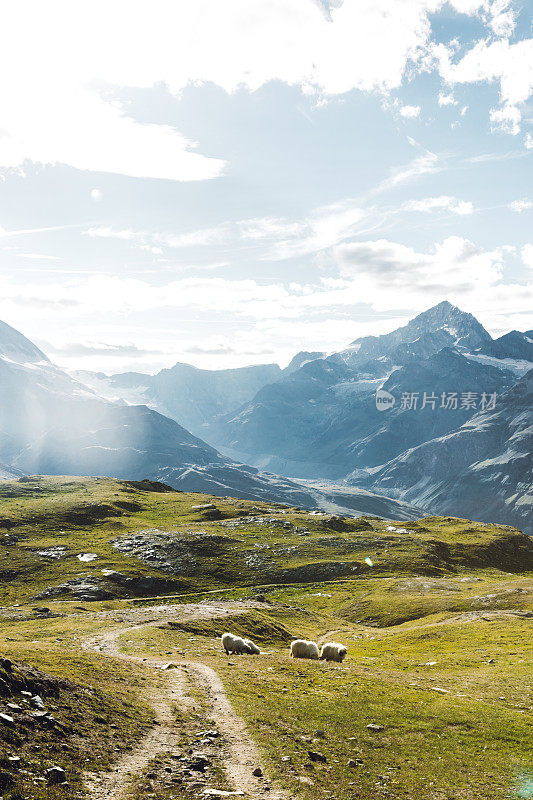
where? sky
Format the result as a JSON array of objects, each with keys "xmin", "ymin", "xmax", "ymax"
[{"xmin": 0, "ymin": 0, "xmax": 532, "ymax": 374}]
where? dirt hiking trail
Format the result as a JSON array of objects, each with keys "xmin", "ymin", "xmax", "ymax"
[{"xmin": 83, "ymin": 601, "xmax": 287, "ymax": 800}]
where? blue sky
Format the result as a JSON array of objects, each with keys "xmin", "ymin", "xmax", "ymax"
[{"xmin": 0, "ymin": 0, "xmax": 532, "ymax": 373}]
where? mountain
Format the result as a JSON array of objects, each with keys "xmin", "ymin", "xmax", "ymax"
[
  {"xmin": 74, "ymin": 362, "xmax": 283, "ymax": 437},
  {"xmin": 284, "ymin": 351, "xmax": 324, "ymax": 374},
  {"xmin": 355, "ymin": 370, "xmax": 533, "ymax": 534},
  {"xmin": 0, "ymin": 342, "xmax": 317, "ymax": 507},
  {"xmin": 463, "ymin": 330, "xmax": 533, "ymax": 377},
  {"xmin": 0, "ymin": 318, "xmax": 50, "ymax": 363},
  {"xmin": 211, "ymin": 302, "xmax": 512, "ymax": 476},
  {"xmin": 321, "ymin": 347, "xmax": 516, "ymax": 472},
  {"xmin": 1, "ymin": 306, "xmax": 529, "ymax": 530},
  {"xmin": 0, "ymin": 320, "xmax": 424, "ymax": 516},
  {"xmin": 332, "ymin": 300, "xmax": 491, "ymax": 368}
]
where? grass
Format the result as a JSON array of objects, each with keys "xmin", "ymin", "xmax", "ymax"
[
  {"xmin": 1, "ymin": 476, "xmax": 531, "ymax": 607},
  {"xmin": 118, "ymin": 604, "xmax": 532, "ymax": 800},
  {"xmin": 0, "ymin": 644, "xmax": 154, "ymax": 799},
  {"xmin": 0, "ymin": 476, "xmax": 532, "ymax": 799}
]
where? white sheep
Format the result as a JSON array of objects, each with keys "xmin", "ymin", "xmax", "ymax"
[
  {"xmin": 243, "ymin": 638, "xmax": 261, "ymax": 654},
  {"xmin": 320, "ymin": 642, "xmax": 347, "ymax": 662},
  {"xmin": 221, "ymin": 632, "xmax": 259, "ymax": 655},
  {"xmin": 290, "ymin": 639, "xmax": 319, "ymax": 660}
]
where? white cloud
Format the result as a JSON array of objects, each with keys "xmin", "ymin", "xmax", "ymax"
[
  {"xmin": 90, "ymin": 189, "xmax": 103, "ymax": 201},
  {"xmin": 525, "ymin": 133, "xmax": 533, "ymax": 150},
  {"xmin": 86, "ymin": 226, "xmax": 142, "ymax": 242},
  {"xmin": 488, "ymin": 0, "xmax": 516, "ymax": 37},
  {"xmin": 399, "ymin": 104, "xmax": 421, "ymax": 118},
  {"xmin": 1, "ymin": 0, "xmax": 440, "ymax": 179},
  {"xmin": 404, "ymin": 195, "xmax": 474, "ymax": 215},
  {"xmin": 1, "ymin": 232, "xmax": 530, "ymax": 371},
  {"xmin": 372, "ymin": 151, "xmax": 441, "ymax": 194},
  {"xmin": 84, "ymin": 200, "xmax": 369, "ymax": 260},
  {"xmin": 521, "ymin": 244, "xmax": 533, "ymax": 269},
  {"xmin": 16, "ymin": 253, "xmax": 64, "ymax": 260},
  {"xmin": 1, "ymin": 0, "xmax": 515, "ymax": 179},
  {"xmin": 0, "ymin": 223, "xmax": 85, "ymax": 239},
  {"xmin": 0, "ymin": 235, "xmax": 518, "ymax": 323},
  {"xmin": 333, "ymin": 235, "xmax": 513, "ymax": 311},
  {"xmin": 265, "ymin": 202, "xmax": 367, "ymax": 260},
  {"xmin": 438, "ymin": 92, "xmax": 457, "ymax": 106},
  {"xmin": 489, "ymin": 103, "xmax": 521, "ymax": 135},
  {"xmin": 509, "ymin": 199, "xmax": 533, "ymax": 213},
  {"xmin": 435, "ymin": 37, "xmax": 533, "ymax": 134}
]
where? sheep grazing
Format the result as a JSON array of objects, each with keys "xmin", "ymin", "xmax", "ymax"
[
  {"xmin": 320, "ymin": 642, "xmax": 347, "ymax": 663},
  {"xmin": 290, "ymin": 639, "xmax": 319, "ymax": 660},
  {"xmin": 221, "ymin": 632, "xmax": 260, "ymax": 655}
]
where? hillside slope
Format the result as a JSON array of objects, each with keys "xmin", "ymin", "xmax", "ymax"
[
  {"xmin": 1, "ymin": 478, "xmax": 532, "ymax": 800},
  {"xmin": 0, "ymin": 330, "xmax": 316, "ymax": 507},
  {"xmin": 1, "ymin": 476, "xmax": 531, "ymax": 605},
  {"xmin": 357, "ymin": 370, "xmax": 533, "ymax": 533}
]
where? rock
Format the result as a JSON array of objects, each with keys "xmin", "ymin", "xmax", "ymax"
[
  {"xmin": 203, "ymin": 791, "xmax": 245, "ymax": 798},
  {"xmin": 101, "ymin": 570, "xmax": 127, "ymax": 581},
  {"xmin": 31, "ymin": 694, "xmax": 46, "ymax": 709},
  {"xmin": 366, "ymin": 723, "xmax": 384, "ymax": 731},
  {"xmin": 7, "ymin": 756, "xmax": 21, "ymax": 768},
  {"xmin": 297, "ymin": 776, "xmax": 314, "ymax": 785},
  {"xmin": 190, "ymin": 753, "xmax": 210, "ymax": 772},
  {"xmin": 0, "ymin": 659, "xmax": 12, "ymax": 672},
  {"xmin": 252, "ymin": 767, "xmax": 263, "ymax": 777},
  {"xmin": 431, "ymin": 687, "xmax": 450, "ymax": 694},
  {"xmin": 281, "ymin": 756, "xmax": 291, "ymax": 763},
  {"xmin": 161, "ymin": 662, "xmax": 178, "ymax": 670},
  {"xmin": 46, "ymin": 766, "xmax": 67, "ymax": 785},
  {"xmin": 0, "ymin": 713, "xmax": 14, "ymax": 726},
  {"xmin": 348, "ymin": 758, "xmax": 364, "ymax": 767},
  {"xmin": 32, "ymin": 607, "xmax": 51, "ymax": 613},
  {"xmin": 315, "ymin": 730, "xmax": 326, "ymax": 738},
  {"xmin": 6, "ymin": 703, "xmax": 22, "ymax": 712},
  {"xmin": 191, "ymin": 504, "xmax": 216, "ymax": 510},
  {"xmin": 307, "ymin": 750, "xmax": 327, "ymax": 763},
  {"xmin": 325, "ymin": 515, "xmax": 353, "ymax": 532}
]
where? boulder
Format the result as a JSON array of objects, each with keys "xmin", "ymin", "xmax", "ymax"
[{"xmin": 46, "ymin": 766, "xmax": 66, "ymax": 785}]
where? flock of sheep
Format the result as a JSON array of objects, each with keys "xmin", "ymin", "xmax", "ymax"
[{"xmin": 221, "ymin": 632, "xmax": 347, "ymax": 663}]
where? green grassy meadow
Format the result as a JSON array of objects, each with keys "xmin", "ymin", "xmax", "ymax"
[{"xmin": 0, "ymin": 476, "xmax": 531, "ymax": 799}]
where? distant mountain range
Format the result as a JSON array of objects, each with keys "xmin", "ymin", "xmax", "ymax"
[
  {"xmin": 70, "ymin": 301, "xmax": 531, "ymax": 532},
  {"xmin": 0, "ymin": 318, "xmax": 424, "ymax": 519}
]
